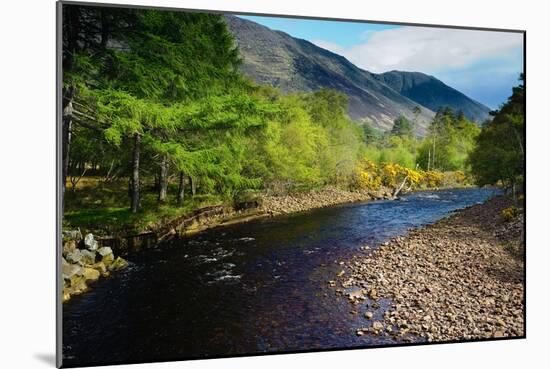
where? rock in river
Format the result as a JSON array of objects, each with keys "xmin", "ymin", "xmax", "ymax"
[
  {"xmin": 82, "ymin": 267, "xmax": 100, "ymax": 281},
  {"xmin": 372, "ymin": 321, "xmax": 384, "ymax": 331},
  {"xmin": 108, "ymin": 256, "xmax": 128, "ymax": 271}
]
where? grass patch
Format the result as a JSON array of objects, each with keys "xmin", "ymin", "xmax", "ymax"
[{"xmin": 63, "ymin": 177, "xmax": 226, "ymax": 235}]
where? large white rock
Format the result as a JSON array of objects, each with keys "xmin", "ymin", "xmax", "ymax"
[
  {"xmin": 84, "ymin": 233, "xmax": 98, "ymax": 251},
  {"xmin": 97, "ymin": 246, "xmax": 113, "ymax": 257}
]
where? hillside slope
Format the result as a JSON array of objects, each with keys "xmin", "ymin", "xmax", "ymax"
[
  {"xmin": 225, "ymin": 15, "xmax": 435, "ymax": 134},
  {"xmin": 372, "ymin": 71, "xmax": 492, "ymax": 123}
]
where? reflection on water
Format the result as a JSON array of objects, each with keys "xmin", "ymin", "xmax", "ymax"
[{"xmin": 63, "ymin": 188, "xmax": 498, "ymax": 367}]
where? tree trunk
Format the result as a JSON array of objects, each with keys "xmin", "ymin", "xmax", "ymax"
[
  {"xmin": 158, "ymin": 156, "xmax": 168, "ymax": 203},
  {"xmin": 190, "ymin": 176, "xmax": 197, "ymax": 197},
  {"xmin": 131, "ymin": 133, "xmax": 141, "ymax": 213},
  {"xmin": 393, "ymin": 176, "xmax": 409, "ymax": 198},
  {"xmin": 432, "ymin": 135, "xmax": 436, "ymax": 170},
  {"xmin": 62, "ymin": 86, "xmax": 75, "ymax": 211},
  {"xmin": 100, "ymin": 9, "xmax": 110, "ymax": 49},
  {"xmin": 427, "ymin": 149, "xmax": 431, "ymax": 171},
  {"xmin": 154, "ymin": 173, "xmax": 160, "ymax": 192},
  {"xmin": 61, "ymin": 6, "xmax": 80, "ymax": 212},
  {"xmin": 177, "ymin": 171, "xmax": 186, "ymax": 206}
]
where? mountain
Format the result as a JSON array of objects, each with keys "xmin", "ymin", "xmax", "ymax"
[
  {"xmin": 224, "ymin": 15, "xmax": 491, "ymax": 134},
  {"xmin": 372, "ymin": 71, "xmax": 492, "ymax": 123},
  {"xmin": 224, "ymin": 15, "xmax": 435, "ymax": 134}
]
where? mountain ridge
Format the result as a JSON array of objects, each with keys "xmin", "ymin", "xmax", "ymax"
[
  {"xmin": 372, "ymin": 70, "xmax": 492, "ymax": 123},
  {"xmin": 224, "ymin": 15, "xmax": 491, "ymax": 134}
]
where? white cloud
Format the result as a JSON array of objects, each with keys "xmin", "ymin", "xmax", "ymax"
[{"xmin": 314, "ymin": 26, "xmax": 523, "ymax": 73}]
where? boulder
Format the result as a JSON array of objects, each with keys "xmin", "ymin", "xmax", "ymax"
[
  {"xmin": 84, "ymin": 233, "xmax": 98, "ymax": 251},
  {"xmin": 65, "ymin": 249, "xmax": 83, "ymax": 264},
  {"xmin": 364, "ymin": 311, "xmax": 374, "ymax": 320},
  {"xmin": 80, "ymin": 249, "xmax": 97, "ymax": 265},
  {"xmin": 69, "ymin": 275, "xmax": 88, "ymax": 294},
  {"xmin": 91, "ymin": 261, "xmax": 107, "ymax": 275},
  {"xmin": 63, "ymin": 240, "xmax": 77, "ymax": 255},
  {"xmin": 102, "ymin": 253, "xmax": 115, "ymax": 266},
  {"xmin": 82, "ymin": 267, "xmax": 100, "ymax": 281},
  {"xmin": 108, "ymin": 256, "xmax": 128, "ymax": 271},
  {"xmin": 97, "ymin": 247, "xmax": 113, "ymax": 257},
  {"xmin": 62, "ymin": 263, "xmax": 82, "ymax": 280}
]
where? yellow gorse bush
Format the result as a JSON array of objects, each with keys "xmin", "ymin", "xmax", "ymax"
[
  {"xmin": 501, "ymin": 206, "xmax": 519, "ymax": 222},
  {"xmin": 355, "ymin": 157, "xmax": 452, "ymax": 191},
  {"xmin": 423, "ymin": 170, "xmax": 444, "ymax": 188}
]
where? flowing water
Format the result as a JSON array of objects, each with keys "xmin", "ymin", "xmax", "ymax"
[{"xmin": 62, "ymin": 188, "xmax": 498, "ymax": 367}]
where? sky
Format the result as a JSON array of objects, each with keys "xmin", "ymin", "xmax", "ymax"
[{"xmin": 239, "ymin": 15, "xmax": 524, "ymax": 109}]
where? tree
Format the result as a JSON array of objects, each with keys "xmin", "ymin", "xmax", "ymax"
[
  {"xmin": 391, "ymin": 116, "xmax": 414, "ymax": 137},
  {"xmin": 417, "ymin": 107, "xmax": 479, "ymax": 171},
  {"xmin": 63, "ymin": 5, "xmax": 265, "ymax": 211},
  {"xmin": 468, "ymin": 75, "xmax": 525, "ymax": 198}
]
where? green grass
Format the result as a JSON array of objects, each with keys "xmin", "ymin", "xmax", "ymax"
[{"xmin": 63, "ymin": 177, "xmax": 226, "ymax": 235}]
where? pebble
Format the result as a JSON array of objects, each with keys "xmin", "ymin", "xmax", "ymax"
[{"xmin": 334, "ymin": 196, "xmax": 524, "ymax": 342}]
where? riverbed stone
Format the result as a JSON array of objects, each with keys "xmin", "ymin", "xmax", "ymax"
[
  {"xmin": 108, "ymin": 256, "xmax": 128, "ymax": 271},
  {"xmin": 364, "ymin": 311, "xmax": 374, "ymax": 319},
  {"xmin": 372, "ymin": 321, "xmax": 384, "ymax": 331},
  {"xmin": 333, "ymin": 195, "xmax": 525, "ymax": 342},
  {"xmin": 91, "ymin": 261, "xmax": 107, "ymax": 275},
  {"xmin": 69, "ymin": 274, "xmax": 86, "ymax": 288},
  {"xmin": 82, "ymin": 267, "xmax": 100, "ymax": 281},
  {"xmin": 65, "ymin": 249, "xmax": 83, "ymax": 264}
]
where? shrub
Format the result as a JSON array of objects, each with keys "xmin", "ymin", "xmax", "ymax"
[{"xmin": 501, "ymin": 206, "xmax": 520, "ymax": 222}]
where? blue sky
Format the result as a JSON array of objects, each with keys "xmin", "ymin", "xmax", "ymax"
[
  {"xmin": 239, "ymin": 15, "xmax": 400, "ymax": 48},
  {"xmin": 239, "ymin": 15, "xmax": 524, "ymax": 109}
]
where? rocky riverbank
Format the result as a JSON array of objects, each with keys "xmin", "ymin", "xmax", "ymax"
[
  {"xmin": 334, "ymin": 195, "xmax": 525, "ymax": 342},
  {"xmin": 149, "ymin": 187, "xmax": 393, "ymax": 247},
  {"xmin": 62, "ymin": 231, "xmax": 128, "ymax": 302},
  {"xmin": 260, "ymin": 186, "xmax": 393, "ymax": 215}
]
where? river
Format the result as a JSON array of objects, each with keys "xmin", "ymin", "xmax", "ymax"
[{"xmin": 62, "ymin": 188, "xmax": 499, "ymax": 367}]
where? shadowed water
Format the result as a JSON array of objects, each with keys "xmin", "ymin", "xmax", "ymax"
[{"xmin": 62, "ymin": 188, "xmax": 498, "ymax": 367}]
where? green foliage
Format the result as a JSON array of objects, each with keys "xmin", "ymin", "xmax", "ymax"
[
  {"xmin": 501, "ymin": 206, "xmax": 520, "ymax": 222},
  {"xmin": 391, "ymin": 116, "xmax": 414, "ymax": 137},
  {"xmin": 468, "ymin": 75, "xmax": 524, "ymax": 189},
  {"xmin": 417, "ymin": 108, "xmax": 480, "ymax": 171}
]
